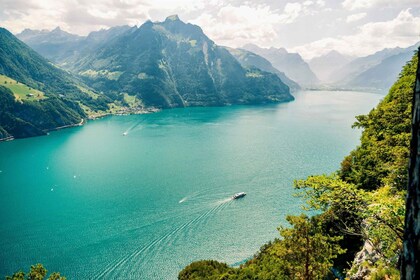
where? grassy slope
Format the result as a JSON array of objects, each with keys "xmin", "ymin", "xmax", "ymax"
[{"xmin": 0, "ymin": 74, "xmax": 46, "ymax": 101}]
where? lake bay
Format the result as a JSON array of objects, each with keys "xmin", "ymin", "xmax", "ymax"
[{"xmin": 0, "ymin": 90, "xmax": 382, "ymax": 279}]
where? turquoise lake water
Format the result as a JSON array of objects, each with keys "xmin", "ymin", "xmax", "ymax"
[{"xmin": 0, "ymin": 90, "xmax": 382, "ymax": 279}]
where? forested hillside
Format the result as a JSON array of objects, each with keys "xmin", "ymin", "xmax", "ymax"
[
  {"xmin": 70, "ymin": 15, "xmax": 293, "ymax": 108},
  {"xmin": 0, "ymin": 27, "xmax": 114, "ymax": 139},
  {"xmin": 179, "ymin": 52, "xmax": 418, "ymax": 280}
]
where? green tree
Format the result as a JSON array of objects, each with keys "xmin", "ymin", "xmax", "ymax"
[
  {"xmin": 5, "ymin": 264, "xmax": 66, "ymax": 280},
  {"xmin": 179, "ymin": 215, "xmax": 344, "ymax": 280},
  {"xmin": 27, "ymin": 264, "xmax": 47, "ymax": 280},
  {"xmin": 5, "ymin": 271, "xmax": 25, "ymax": 280},
  {"xmin": 294, "ymin": 174, "xmax": 405, "ymax": 276},
  {"xmin": 45, "ymin": 273, "xmax": 66, "ymax": 280},
  {"xmin": 178, "ymin": 260, "xmax": 234, "ymax": 280},
  {"xmin": 272, "ymin": 215, "xmax": 345, "ymax": 280},
  {"xmin": 340, "ymin": 53, "xmax": 417, "ymax": 191},
  {"xmin": 294, "ymin": 174, "xmax": 367, "ymax": 271}
]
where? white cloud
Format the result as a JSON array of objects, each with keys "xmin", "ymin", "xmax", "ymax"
[
  {"xmin": 316, "ymin": 0, "xmax": 326, "ymax": 7},
  {"xmin": 279, "ymin": 3, "xmax": 302, "ymax": 23},
  {"xmin": 342, "ymin": 0, "xmax": 420, "ymax": 10},
  {"xmin": 191, "ymin": 4, "xmax": 284, "ymax": 47},
  {"xmin": 0, "ymin": 0, "xmax": 213, "ymax": 35},
  {"xmin": 293, "ymin": 8, "xmax": 420, "ymax": 59},
  {"xmin": 346, "ymin": 12, "xmax": 367, "ymax": 22},
  {"xmin": 1, "ymin": 0, "xmax": 419, "ymax": 60},
  {"xmin": 189, "ymin": 1, "xmax": 327, "ymax": 47}
]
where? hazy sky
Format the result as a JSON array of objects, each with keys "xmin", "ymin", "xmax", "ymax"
[{"xmin": 1, "ymin": 0, "xmax": 420, "ymax": 59}]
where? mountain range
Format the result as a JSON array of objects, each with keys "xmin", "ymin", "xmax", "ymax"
[
  {"xmin": 1, "ymin": 16, "xmax": 294, "ymax": 140},
  {"xmin": 23, "ymin": 23, "xmax": 415, "ymax": 93},
  {"xmin": 242, "ymin": 44, "xmax": 320, "ymax": 88},
  {"xmin": 69, "ymin": 15, "xmax": 293, "ymax": 108},
  {"xmin": 308, "ymin": 51, "xmax": 354, "ymax": 83},
  {"xmin": 17, "ymin": 26, "xmax": 302, "ymax": 93},
  {"xmin": 226, "ymin": 47, "xmax": 300, "ymax": 92},
  {"xmin": 3, "ymin": 14, "xmax": 418, "ymax": 140},
  {"xmin": 332, "ymin": 43, "xmax": 419, "ymax": 91}
]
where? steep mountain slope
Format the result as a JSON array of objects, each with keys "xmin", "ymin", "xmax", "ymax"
[
  {"xmin": 243, "ymin": 44, "xmax": 319, "ymax": 88},
  {"xmin": 331, "ymin": 43, "xmax": 418, "ymax": 90},
  {"xmin": 16, "ymin": 27, "xmax": 83, "ymax": 63},
  {"xmin": 16, "ymin": 26, "xmax": 132, "ymax": 66},
  {"xmin": 0, "ymin": 85, "xmax": 84, "ymax": 139},
  {"xmin": 345, "ymin": 46, "xmax": 418, "ymax": 90},
  {"xmin": 226, "ymin": 47, "xmax": 300, "ymax": 92},
  {"xmin": 72, "ymin": 15, "xmax": 293, "ymax": 108},
  {"xmin": 309, "ymin": 50, "xmax": 354, "ymax": 83},
  {"xmin": 0, "ymin": 28, "xmax": 110, "ymax": 139}
]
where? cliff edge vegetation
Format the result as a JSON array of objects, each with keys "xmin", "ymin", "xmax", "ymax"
[{"xmin": 179, "ymin": 52, "xmax": 418, "ymax": 280}]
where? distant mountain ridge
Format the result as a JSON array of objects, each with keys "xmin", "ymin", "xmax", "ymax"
[
  {"xmin": 309, "ymin": 51, "xmax": 354, "ymax": 83},
  {"xmin": 2, "ymin": 16, "xmax": 295, "ymax": 139},
  {"xmin": 242, "ymin": 44, "xmax": 319, "ymax": 88},
  {"xmin": 19, "ymin": 15, "xmax": 293, "ymax": 108},
  {"xmin": 331, "ymin": 43, "xmax": 419, "ymax": 91},
  {"xmin": 0, "ymin": 27, "xmax": 151, "ymax": 140},
  {"xmin": 17, "ymin": 26, "xmax": 133, "ymax": 66},
  {"xmin": 226, "ymin": 47, "xmax": 300, "ymax": 92}
]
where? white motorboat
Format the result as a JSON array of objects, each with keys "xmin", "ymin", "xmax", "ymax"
[{"xmin": 232, "ymin": 192, "xmax": 246, "ymax": 199}]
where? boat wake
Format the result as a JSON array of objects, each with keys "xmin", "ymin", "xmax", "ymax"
[
  {"xmin": 93, "ymin": 196, "xmax": 233, "ymax": 278},
  {"xmin": 178, "ymin": 191, "xmax": 203, "ymax": 204},
  {"xmin": 178, "ymin": 197, "xmax": 188, "ymax": 203},
  {"xmin": 123, "ymin": 116, "xmax": 149, "ymax": 136}
]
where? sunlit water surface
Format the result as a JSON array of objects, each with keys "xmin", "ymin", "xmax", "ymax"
[{"xmin": 0, "ymin": 90, "xmax": 382, "ymax": 279}]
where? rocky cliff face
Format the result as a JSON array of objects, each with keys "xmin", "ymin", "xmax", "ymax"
[
  {"xmin": 347, "ymin": 240, "xmax": 382, "ymax": 279},
  {"xmin": 401, "ymin": 47, "xmax": 420, "ymax": 280}
]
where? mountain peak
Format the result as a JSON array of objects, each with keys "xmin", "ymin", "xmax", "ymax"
[{"xmin": 165, "ymin": 15, "xmax": 180, "ymax": 22}]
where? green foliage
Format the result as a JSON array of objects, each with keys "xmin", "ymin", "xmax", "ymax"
[
  {"xmin": 6, "ymin": 264, "xmax": 65, "ymax": 280},
  {"xmin": 178, "ymin": 260, "xmax": 234, "ymax": 280},
  {"xmin": 340, "ymin": 53, "xmax": 417, "ymax": 191},
  {"xmin": 294, "ymin": 174, "xmax": 405, "ymax": 274},
  {"xmin": 294, "ymin": 174, "xmax": 365, "ymax": 225},
  {"xmin": 179, "ymin": 53, "xmax": 418, "ymax": 279},
  {"xmin": 0, "ymin": 86, "xmax": 85, "ymax": 139},
  {"xmin": 0, "ymin": 28, "xmax": 116, "ymax": 139},
  {"xmin": 294, "ymin": 175, "xmax": 366, "ymax": 270},
  {"xmin": 179, "ymin": 215, "xmax": 344, "ymax": 280},
  {"xmin": 363, "ymin": 186, "xmax": 405, "ymax": 263},
  {"xmin": 274, "ymin": 215, "xmax": 345, "ymax": 279},
  {"xmin": 27, "ymin": 264, "xmax": 47, "ymax": 280},
  {"xmin": 296, "ymin": 54, "xmax": 418, "ymax": 277}
]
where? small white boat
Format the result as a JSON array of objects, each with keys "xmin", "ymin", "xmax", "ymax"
[
  {"xmin": 123, "ymin": 132, "xmax": 128, "ymax": 136},
  {"xmin": 232, "ymin": 192, "xmax": 246, "ymax": 199}
]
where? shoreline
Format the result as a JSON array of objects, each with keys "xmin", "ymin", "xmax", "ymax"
[
  {"xmin": 1, "ymin": 107, "xmax": 161, "ymax": 142},
  {"xmin": 0, "ymin": 136, "xmax": 14, "ymax": 142},
  {"xmin": 87, "ymin": 107, "xmax": 161, "ymax": 121},
  {"xmin": 0, "ymin": 92, "xmax": 337, "ymax": 142},
  {"xmin": 46, "ymin": 118, "xmax": 85, "ymax": 132}
]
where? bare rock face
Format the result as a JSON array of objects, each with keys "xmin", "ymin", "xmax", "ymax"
[
  {"xmin": 348, "ymin": 240, "xmax": 381, "ymax": 279},
  {"xmin": 401, "ymin": 47, "xmax": 420, "ymax": 280}
]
